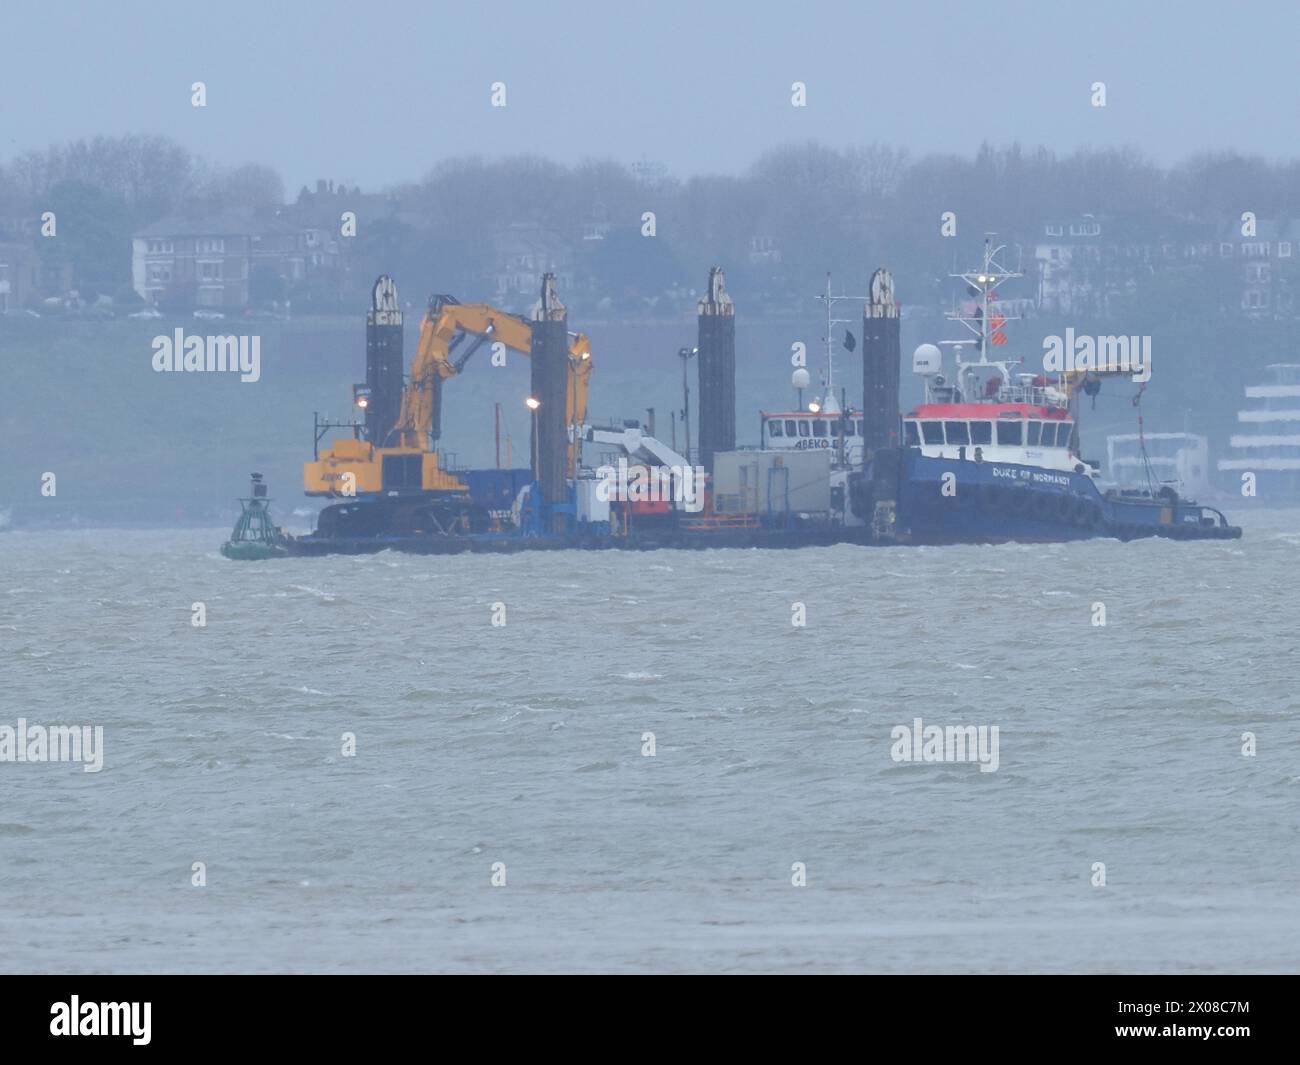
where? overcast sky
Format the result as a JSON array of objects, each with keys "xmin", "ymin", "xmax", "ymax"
[{"xmin": 4, "ymin": 0, "xmax": 1296, "ymax": 190}]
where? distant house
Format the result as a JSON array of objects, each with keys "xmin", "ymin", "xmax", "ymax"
[
  {"xmin": 748, "ymin": 234, "xmax": 782, "ymax": 266},
  {"xmin": 0, "ymin": 237, "xmax": 72, "ymax": 310},
  {"xmin": 490, "ymin": 223, "xmax": 575, "ymax": 303},
  {"xmin": 1033, "ymin": 214, "xmax": 1154, "ymax": 316},
  {"xmin": 1, "ymin": 205, "xmax": 75, "ymax": 307},
  {"xmin": 132, "ymin": 209, "xmax": 299, "ymax": 307},
  {"xmin": 1213, "ymin": 218, "xmax": 1299, "ymax": 318},
  {"xmin": 131, "ymin": 180, "xmax": 397, "ymax": 309},
  {"xmin": 1031, "ymin": 213, "xmax": 1300, "ymax": 320},
  {"xmin": 0, "ymin": 241, "xmax": 39, "ymax": 311},
  {"xmin": 1032, "ymin": 213, "xmax": 1237, "ymax": 316},
  {"xmin": 1036, "ymin": 215, "xmax": 1101, "ymax": 314},
  {"xmin": 291, "ymin": 179, "xmax": 399, "ymax": 285}
]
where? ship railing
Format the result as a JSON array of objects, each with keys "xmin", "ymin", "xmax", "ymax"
[
  {"xmin": 994, "ymin": 384, "xmax": 1067, "ymax": 408},
  {"xmin": 680, "ymin": 512, "xmax": 760, "ymax": 530},
  {"xmin": 1199, "ymin": 505, "xmax": 1234, "ymax": 528}
]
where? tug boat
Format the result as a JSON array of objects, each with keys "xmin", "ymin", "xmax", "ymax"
[{"xmin": 891, "ymin": 242, "xmax": 1240, "ymax": 544}]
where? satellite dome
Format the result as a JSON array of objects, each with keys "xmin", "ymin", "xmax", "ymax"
[
  {"xmin": 791, "ymin": 368, "xmax": 811, "ymax": 389},
  {"xmin": 913, "ymin": 343, "xmax": 942, "ymax": 375}
]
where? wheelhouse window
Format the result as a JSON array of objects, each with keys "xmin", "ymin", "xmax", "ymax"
[
  {"xmin": 812, "ymin": 419, "xmax": 828, "ymax": 437},
  {"xmin": 856, "ymin": 419, "xmax": 864, "ymax": 436},
  {"xmin": 768, "ymin": 419, "xmax": 784, "ymax": 438},
  {"xmin": 1041, "ymin": 421, "xmax": 1070, "ymax": 447},
  {"xmin": 797, "ymin": 420, "xmax": 811, "ymax": 437},
  {"xmin": 944, "ymin": 421, "xmax": 970, "ymax": 445},
  {"xmin": 1026, "ymin": 421, "xmax": 1042, "ymax": 446},
  {"xmin": 969, "ymin": 421, "xmax": 992, "ymax": 444},
  {"xmin": 921, "ymin": 421, "xmax": 944, "ymax": 445},
  {"xmin": 904, "ymin": 420, "xmax": 920, "ymax": 446},
  {"xmin": 784, "ymin": 419, "xmax": 797, "ymax": 436},
  {"xmin": 996, "ymin": 420, "xmax": 1023, "ymax": 446}
]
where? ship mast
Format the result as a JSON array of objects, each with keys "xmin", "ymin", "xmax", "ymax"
[
  {"xmin": 815, "ymin": 272, "xmax": 871, "ymax": 413},
  {"xmin": 947, "ymin": 235, "xmax": 1022, "ymax": 365}
]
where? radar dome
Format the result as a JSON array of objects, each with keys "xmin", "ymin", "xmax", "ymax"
[
  {"xmin": 791, "ymin": 368, "xmax": 811, "ymax": 389},
  {"xmin": 913, "ymin": 343, "xmax": 942, "ymax": 375}
]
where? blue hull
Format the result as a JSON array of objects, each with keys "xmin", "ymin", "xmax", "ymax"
[{"xmin": 896, "ymin": 452, "xmax": 1239, "ymax": 545}]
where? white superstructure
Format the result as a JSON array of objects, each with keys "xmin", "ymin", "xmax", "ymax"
[
  {"xmin": 1108, "ymin": 433, "xmax": 1209, "ymax": 497},
  {"xmin": 1217, "ymin": 364, "xmax": 1300, "ymax": 495}
]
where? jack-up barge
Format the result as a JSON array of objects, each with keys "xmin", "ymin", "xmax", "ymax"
[{"xmin": 222, "ymin": 251, "xmax": 1239, "ymax": 558}]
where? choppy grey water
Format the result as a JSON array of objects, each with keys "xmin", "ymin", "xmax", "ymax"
[{"xmin": 2, "ymin": 515, "xmax": 1298, "ymax": 973}]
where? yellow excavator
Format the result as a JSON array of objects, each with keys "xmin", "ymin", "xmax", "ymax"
[
  {"xmin": 304, "ymin": 282, "xmax": 593, "ymax": 502},
  {"xmin": 391, "ymin": 291, "xmax": 593, "ymax": 459},
  {"xmin": 301, "ymin": 279, "xmax": 592, "ymax": 538}
]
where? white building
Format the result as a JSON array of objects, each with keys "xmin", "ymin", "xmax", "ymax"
[
  {"xmin": 1035, "ymin": 215, "xmax": 1107, "ymax": 315},
  {"xmin": 1107, "ymin": 433, "xmax": 1210, "ymax": 497},
  {"xmin": 1217, "ymin": 364, "xmax": 1300, "ymax": 496}
]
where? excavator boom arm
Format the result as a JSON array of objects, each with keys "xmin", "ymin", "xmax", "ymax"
[{"xmin": 393, "ymin": 300, "xmax": 592, "ymax": 454}]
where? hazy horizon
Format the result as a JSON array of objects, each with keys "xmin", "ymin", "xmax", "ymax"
[
  {"xmin": 5, "ymin": 0, "xmax": 1299, "ymax": 995},
  {"xmin": 4, "ymin": 0, "xmax": 1299, "ymax": 191}
]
